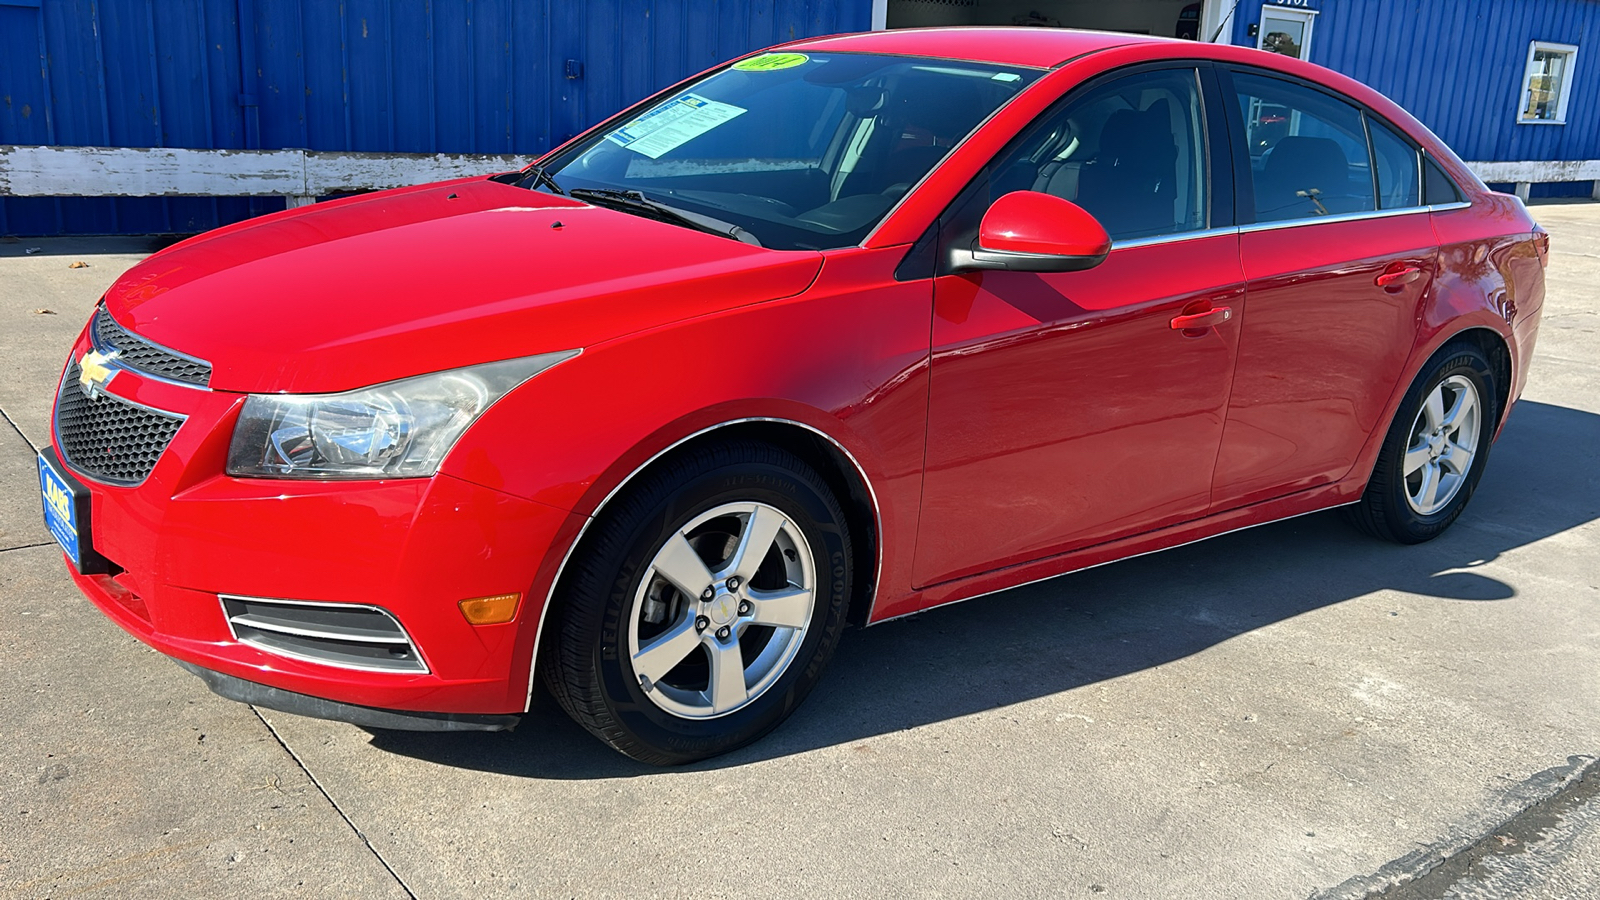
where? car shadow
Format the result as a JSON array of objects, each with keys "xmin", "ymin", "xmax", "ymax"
[{"xmin": 365, "ymin": 398, "xmax": 1597, "ymax": 779}]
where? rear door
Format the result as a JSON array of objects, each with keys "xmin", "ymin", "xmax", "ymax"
[
  {"xmin": 914, "ymin": 65, "xmax": 1245, "ymax": 588},
  {"xmin": 1209, "ymin": 68, "xmax": 1440, "ymax": 511}
]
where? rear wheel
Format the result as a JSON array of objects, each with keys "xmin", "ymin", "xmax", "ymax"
[
  {"xmin": 543, "ymin": 441, "xmax": 852, "ymax": 765},
  {"xmin": 1349, "ymin": 343, "xmax": 1497, "ymax": 544}
]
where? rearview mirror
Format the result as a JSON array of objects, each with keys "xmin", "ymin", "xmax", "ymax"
[{"xmin": 949, "ymin": 191, "xmax": 1112, "ymax": 274}]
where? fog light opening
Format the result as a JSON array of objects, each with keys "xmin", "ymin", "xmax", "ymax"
[{"xmin": 458, "ymin": 593, "xmax": 521, "ymax": 625}]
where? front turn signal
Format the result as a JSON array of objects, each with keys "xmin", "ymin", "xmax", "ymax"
[{"xmin": 459, "ymin": 593, "xmax": 521, "ymax": 625}]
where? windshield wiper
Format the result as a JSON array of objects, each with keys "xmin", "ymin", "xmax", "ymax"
[
  {"xmin": 568, "ymin": 188, "xmax": 761, "ymax": 247},
  {"xmin": 523, "ymin": 164, "xmax": 565, "ymax": 195}
]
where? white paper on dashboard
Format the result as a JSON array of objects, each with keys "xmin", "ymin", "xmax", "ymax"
[{"xmin": 607, "ymin": 94, "xmax": 747, "ymax": 159}]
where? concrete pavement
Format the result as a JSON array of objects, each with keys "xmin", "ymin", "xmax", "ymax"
[{"xmin": 2, "ymin": 206, "xmax": 1598, "ymax": 898}]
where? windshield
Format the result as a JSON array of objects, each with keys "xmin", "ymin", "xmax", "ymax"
[{"xmin": 528, "ymin": 52, "xmax": 1042, "ymax": 251}]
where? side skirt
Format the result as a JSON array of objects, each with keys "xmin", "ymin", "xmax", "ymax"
[{"xmin": 874, "ymin": 479, "xmax": 1364, "ymax": 624}]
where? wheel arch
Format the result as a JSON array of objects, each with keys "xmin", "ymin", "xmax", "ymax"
[
  {"xmin": 524, "ymin": 417, "xmax": 883, "ymax": 710},
  {"xmin": 1346, "ymin": 322, "xmax": 1515, "ymax": 499},
  {"xmin": 1444, "ymin": 325, "xmax": 1514, "ymax": 433}
]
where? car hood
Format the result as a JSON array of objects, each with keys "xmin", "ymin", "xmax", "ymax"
[{"xmin": 103, "ymin": 179, "xmax": 824, "ymax": 393}]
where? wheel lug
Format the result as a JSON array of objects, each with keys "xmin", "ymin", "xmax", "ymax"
[
  {"xmin": 716, "ymin": 625, "xmax": 731, "ymax": 641},
  {"xmin": 726, "ymin": 576, "xmax": 742, "ymax": 592},
  {"xmin": 701, "ymin": 587, "xmax": 715, "ymax": 601},
  {"xmin": 737, "ymin": 600, "xmax": 752, "ymax": 616},
  {"xmin": 695, "ymin": 616, "xmax": 710, "ymax": 633}
]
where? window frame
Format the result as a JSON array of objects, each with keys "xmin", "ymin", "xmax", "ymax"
[
  {"xmin": 1256, "ymin": 5, "xmax": 1318, "ymax": 61},
  {"xmin": 1518, "ymin": 40, "xmax": 1579, "ymax": 125},
  {"xmin": 1216, "ymin": 64, "xmax": 1468, "ymax": 230},
  {"xmin": 926, "ymin": 60, "xmax": 1234, "ymax": 275}
]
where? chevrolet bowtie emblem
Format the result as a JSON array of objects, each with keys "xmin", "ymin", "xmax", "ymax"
[{"xmin": 78, "ymin": 349, "xmax": 120, "ymax": 400}]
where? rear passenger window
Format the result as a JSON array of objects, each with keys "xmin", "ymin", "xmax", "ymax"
[
  {"xmin": 1368, "ymin": 118, "xmax": 1421, "ymax": 209},
  {"xmin": 1232, "ymin": 71, "xmax": 1376, "ymax": 222},
  {"xmin": 989, "ymin": 68, "xmax": 1208, "ymax": 241},
  {"xmin": 1424, "ymin": 155, "xmax": 1464, "ymax": 205}
]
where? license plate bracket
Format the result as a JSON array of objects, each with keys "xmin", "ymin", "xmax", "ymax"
[{"xmin": 38, "ymin": 449, "xmax": 110, "ymax": 575}]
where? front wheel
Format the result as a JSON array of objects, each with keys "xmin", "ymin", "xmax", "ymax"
[
  {"xmin": 1348, "ymin": 343, "xmax": 1498, "ymax": 544},
  {"xmin": 543, "ymin": 441, "xmax": 852, "ymax": 765}
]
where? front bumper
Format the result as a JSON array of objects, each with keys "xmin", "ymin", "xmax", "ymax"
[
  {"xmin": 174, "ymin": 660, "xmax": 519, "ymax": 731},
  {"xmin": 51, "ymin": 327, "xmax": 578, "ymax": 718}
]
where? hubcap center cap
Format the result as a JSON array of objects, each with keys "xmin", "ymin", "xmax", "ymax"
[{"xmin": 707, "ymin": 590, "xmax": 739, "ymax": 627}]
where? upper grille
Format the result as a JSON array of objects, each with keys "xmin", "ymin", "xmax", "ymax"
[
  {"xmin": 55, "ymin": 362, "xmax": 185, "ymax": 485},
  {"xmin": 93, "ymin": 308, "xmax": 212, "ymax": 387}
]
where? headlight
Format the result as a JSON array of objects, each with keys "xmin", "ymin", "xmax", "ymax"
[{"xmin": 226, "ymin": 351, "xmax": 578, "ymax": 479}]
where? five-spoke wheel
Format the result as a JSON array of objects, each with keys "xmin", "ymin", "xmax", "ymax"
[
  {"xmin": 543, "ymin": 441, "xmax": 852, "ymax": 765},
  {"xmin": 1350, "ymin": 342, "xmax": 1497, "ymax": 544},
  {"xmin": 629, "ymin": 502, "xmax": 818, "ymax": 719},
  {"xmin": 1401, "ymin": 374, "xmax": 1482, "ymax": 516}
]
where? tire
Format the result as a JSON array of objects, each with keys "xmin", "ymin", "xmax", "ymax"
[
  {"xmin": 1348, "ymin": 342, "xmax": 1498, "ymax": 544},
  {"xmin": 542, "ymin": 440, "xmax": 852, "ymax": 765}
]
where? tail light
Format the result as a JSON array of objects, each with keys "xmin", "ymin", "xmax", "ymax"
[{"xmin": 1533, "ymin": 225, "xmax": 1550, "ymax": 268}]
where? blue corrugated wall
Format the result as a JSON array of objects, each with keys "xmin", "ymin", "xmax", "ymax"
[
  {"xmin": 0, "ymin": 0, "xmax": 868, "ymax": 236},
  {"xmin": 1228, "ymin": 0, "xmax": 1600, "ymax": 194}
]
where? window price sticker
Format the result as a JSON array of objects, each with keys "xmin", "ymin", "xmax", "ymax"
[{"xmin": 607, "ymin": 93, "xmax": 747, "ymax": 159}]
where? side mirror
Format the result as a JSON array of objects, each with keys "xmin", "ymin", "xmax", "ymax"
[{"xmin": 949, "ymin": 191, "xmax": 1112, "ymax": 274}]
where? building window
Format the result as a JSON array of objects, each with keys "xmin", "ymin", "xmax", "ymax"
[
  {"xmin": 1519, "ymin": 41, "xmax": 1578, "ymax": 124},
  {"xmin": 1257, "ymin": 6, "xmax": 1317, "ymax": 61}
]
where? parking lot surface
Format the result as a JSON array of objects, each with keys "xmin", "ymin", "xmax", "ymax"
[{"xmin": 3, "ymin": 204, "xmax": 1599, "ymax": 899}]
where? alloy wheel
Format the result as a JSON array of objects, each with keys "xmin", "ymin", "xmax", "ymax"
[
  {"xmin": 1402, "ymin": 374, "xmax": 1482, "ymax": 516},
  {"xmin": 626, "ymin": 501, "xmax": 817, "ymax": 719}
]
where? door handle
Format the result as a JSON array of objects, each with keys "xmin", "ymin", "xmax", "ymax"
[
  {"xmin": 1376, "ymin": 265, "xmax": 1422, "ymax": 288},
  {"xmin": 1170, "ymin": 306, "xmax": 1232, "ymax": 331}
]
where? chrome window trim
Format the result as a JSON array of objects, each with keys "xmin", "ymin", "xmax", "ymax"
[
  {"xmin": 524, "ymin": 416, "xmax": 884, "ymax": 711},
  {"xmin": 1110, "ymin": 225, "xmax": 1241, "ymax": 252},
  {"xmin": 1237, "ymin": 204, "xmax": 1432, "ymax": 234},
  {"xmin": 218, "ymin": 593, "xmax": 431, "ymax": 675},
  {"xmin": 91, "ymin": 307, "xmax": 213, "ymax": 391},
  {"xmin": 1087, "ymin": 199, "xmax": 1474, "ymax": 261}
]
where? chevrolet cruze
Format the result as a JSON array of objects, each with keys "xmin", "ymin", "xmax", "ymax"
[{"xmin": 39, "ymin": 28, "xmax": 1546, "ymax": 764}]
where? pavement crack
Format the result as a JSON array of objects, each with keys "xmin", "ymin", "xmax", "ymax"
[
  {"xmin": 1315, "ymin": 754, "xmax": 1600, "ymax": 900},
  {"xmin": 250, "ymin": 707, "xmax": 420, "ymax": 899},
  {"xmin": 0, "ymin": 403, "xmax": 40, "ymax": 453},
  {"xmin": 1, "ymin": 542, "xmax": 56, "ymax": 554}
]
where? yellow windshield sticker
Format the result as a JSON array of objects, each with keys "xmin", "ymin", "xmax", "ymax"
[{"xmin": 732, "ymin": 53, "xmax": 809, "ymax": 72}]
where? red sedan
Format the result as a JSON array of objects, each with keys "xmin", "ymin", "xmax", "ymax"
[{"xmin": 39, "ymin": 28, "xmax": 1546, "ymax": 764}]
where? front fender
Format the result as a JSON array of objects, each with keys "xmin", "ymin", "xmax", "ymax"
[{"xmin": 437, "ymin": 245, "xmax": 937, "ymax": 703}]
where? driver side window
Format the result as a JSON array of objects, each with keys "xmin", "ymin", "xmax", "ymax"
[{"xmin": 991, "ymin": 68, "xmax": 1209, "ymax": 242}]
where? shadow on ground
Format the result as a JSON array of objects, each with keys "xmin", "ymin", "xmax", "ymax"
[{"xmin": 367, "ymin": 399, "xmax": 1598, "ymax": 779}]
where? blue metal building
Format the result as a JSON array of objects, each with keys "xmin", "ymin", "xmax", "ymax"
[
  {"xmin": 3, "ymin": 0, "xmax": 1596, "ymax": 235},
  {"xmin": 0, "ymin": 0, "xmax": 868, "ymax": 235}
]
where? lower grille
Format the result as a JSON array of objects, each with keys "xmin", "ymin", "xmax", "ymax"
[
  {"xmin": 55, "ymin": 362, "xmax": 185, "ymax": 486},
  {"xmin": 220, "ymin": 596, "xmax": 428, "ymax": 673}
]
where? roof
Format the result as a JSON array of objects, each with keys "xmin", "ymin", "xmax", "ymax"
[{"xmin": 786, "ymin": 26, "xmax": 1175, "ymax": 70}]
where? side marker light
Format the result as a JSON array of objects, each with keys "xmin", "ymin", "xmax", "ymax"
[{"xmin": 459, "ymin": 593, "xmax": 521, "ymax": 625}]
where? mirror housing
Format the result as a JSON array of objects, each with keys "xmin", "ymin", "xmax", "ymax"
[{"xmin": 949, "ymin": 191, "xmax": 1112, "ymax": 274}]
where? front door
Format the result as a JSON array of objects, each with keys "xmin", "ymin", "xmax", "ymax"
[{"xmin": 914, "ymin": 66, "xmax": 1244, "ymax": 588}]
